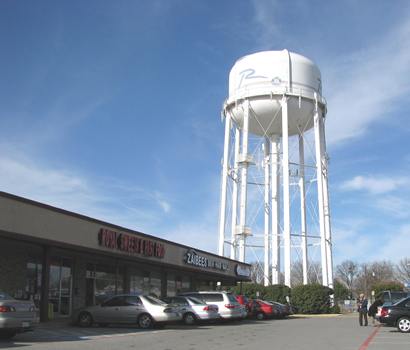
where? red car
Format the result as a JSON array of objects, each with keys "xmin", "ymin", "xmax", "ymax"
[
  {"xmin": 254, "ymin": 299, "xmax": 278, "ymax": 320},
  {"xmin": 235, "ymin": 295, "xmax": 260, "ymax": 318}
]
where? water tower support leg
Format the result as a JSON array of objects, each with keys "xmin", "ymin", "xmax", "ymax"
[
  {"xmin": 314, "ymin": 94, "xmax": 328, "ymax": 287},
  {"xmin": 281, "ymin": 97, "xmax": 291, "ymax": 287},
  {"xmin": 271, "ymin": 134, "xmax": 281, "ymax": 285},
  {"xmin": 238, "ymin": 100, "xmax": 250, "ymax": 263},
  {"xmin": 230, "ymin": 126, "xmax": 240, "ymax": 260},
  {"xmin": 264, "ymin": 137, "xmax": 271, "ymax": 286},
  {"xmin": 319, "ymin": 115, "xmax": 334, "ymax": 289},
  {"xmin": 299, "ymin": 133, "xmax": 308, "ymax": 285},
  {"xmin": 218, "ymin": 113, "xmax": 231, "ymax": 256}
]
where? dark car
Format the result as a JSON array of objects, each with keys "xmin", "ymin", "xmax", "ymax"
[{"xmin": 379, "ymin": 296, "xmax": 410, "ymax": 333}]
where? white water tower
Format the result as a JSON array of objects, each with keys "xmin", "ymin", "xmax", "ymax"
[{"xmin": 217, "ymin": 50, "xmax": 333, "ymax": 288}]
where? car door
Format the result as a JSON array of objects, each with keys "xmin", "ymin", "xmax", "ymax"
[
  {"xmin": 98, "ymin": 296, "xmax": 127, "ymax": 324},
  {"xmin": 120, "ymin": 296, "xmax": 145, "ymax": 323}
]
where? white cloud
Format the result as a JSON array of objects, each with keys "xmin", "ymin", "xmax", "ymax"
[
  {"xmin": 340, "ymin": 175, "xmax": 410, "ymax": 194},
  {"xmin": 367, "ymin": 224, "xmax": 410, "ymax": 262},
  {"xmin": 250, "ymin": 0, "xmax": 280, "ymax": 49},
  {"xmin": 375, "ymin": 195, "xmax": 410, "ymax": 219},
  {"xmin": 324, "ymin": 15, "xmax": 410, "ymax": 145},
  {"xmin": 0, "ymin": 149, "xmax": 171, "ymax": 231}
]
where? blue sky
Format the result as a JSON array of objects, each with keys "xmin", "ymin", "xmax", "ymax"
[{"xmin": 1, "ymin": 0, "xmax": 410, "ymax": 266}]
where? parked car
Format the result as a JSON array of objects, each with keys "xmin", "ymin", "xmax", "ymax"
[
  {"xmin": 235, "ymin": 295, "xmax": 261, "ymax": 319},
  {"xmin": 162, "ymin": 296, "xmax": 219, "ymax": 325},
  {"xmin": 376, "ymin": 291, "xmax": 410, "ymax": 320},
  {"xmin": 179, "ymin": 291, "xmax": 243, "ymax": 320},
  {"xmin": 379, "ymin": 296, "xmax": 410, "ymax": 333},
  {"xmin": 74, "ymin": 294, "xmax": 182, "ymax": 329},
  {"xmin": 0, "ymin": 291, "xmax": 38, "ymax": 339},
  {"xmin": 268, "ymin": 301, "xmax": 291, "ymax": 318},
  {"xmin": 254, "ymin": 299, "xmax": 277, "ymax": 319}
]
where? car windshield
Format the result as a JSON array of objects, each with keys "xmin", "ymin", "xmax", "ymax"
[
  {"xmin": 187, "ymin": 297, "xmax": 204, "ymax": 305},
  {"xmin": 144, "ymin": 296, "xmax": 167, "ymax": 305},
  {"xmin": 0, "ymin": 292, "xmax": 13, "ymax": 300}
]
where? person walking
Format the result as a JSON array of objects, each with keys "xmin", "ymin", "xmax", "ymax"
[
  {"xmin": 368, "ymin": 298, "xmax": 383, "ymax": 326},
  {"xmin": 357, "ymin": 293, "xmax": 368, "ymax": 326}
]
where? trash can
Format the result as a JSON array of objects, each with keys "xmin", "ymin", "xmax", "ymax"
[{"xmin": 48, "ymin": 303, "xmax": 54, "ymax": 320}]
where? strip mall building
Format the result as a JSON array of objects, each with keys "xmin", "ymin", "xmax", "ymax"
[{"xmin": 0, "ymin": 192, "xmax": 251, "ymax": 321}]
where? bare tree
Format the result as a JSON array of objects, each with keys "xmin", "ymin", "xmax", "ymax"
[
  {"xmin": 291, "ymin": 260, "xmax": 322, "ymax": 286},
  {"xmin": 368, "ymin": 261, "xmax": 395, "ymax": 282},
  {"xmin": 336, "ymin": 260, "xmax": 358, "ymax": 296},
  {"xmin": 355, "ymin": 261, "xmax": 397, "ymax": 298},
  {"xmin": 395, "ymin": 258, "xmax": 410, "ymax": 283},
  {"xmin": 249, "ymin": 261, "xmax": 265, "ymax": 284}
]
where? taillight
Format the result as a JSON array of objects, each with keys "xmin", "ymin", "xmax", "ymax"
[
  {"xmin": 0, "ymin": 306, "xmax": 15, "ymax": 312},
  {"xmin": 203, "ymin": 306, "xmax": 210, "ymax": 311},
  {"xmin": 225, "ymin": 304, "xmax": 236, "ymax": 309},
  {"xmin": 380, "ymin": 307, "xmax": 389, "ymax": 317}
]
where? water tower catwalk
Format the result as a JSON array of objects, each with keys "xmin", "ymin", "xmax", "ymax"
[{"xmin": 217, "ymin": 50, "xmax": 333, "ymax": 288}]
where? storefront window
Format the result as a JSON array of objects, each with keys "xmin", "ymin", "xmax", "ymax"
[
  {"xmin": 86, "ymin": 263, "xmax": 124, "ymax": 305},
  {"xmin": 49, "ymin": 258, "xmax": 72, "ymax": 316},
  {"xmin": 130, "ymin": 273, "xmax": 144, "ymax": 294},
  {"xmin": 167, "ymin": 274, "xmax": 176, "ymax": 297},
  {"xmin": 181, "ymin": 276, "xmax": 191, "ymax": 292},
  {"xmin": 150, "ymin": 271, "xmax": 161, "ymax": 298},
  {"xmin": 26, "ymin": 262, "xmax": 42, "ymax": 307}
]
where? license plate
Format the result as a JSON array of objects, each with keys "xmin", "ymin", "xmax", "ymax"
[{"xmin": 22, "ymin": 322, "xmax": 30, "ymax": 328}]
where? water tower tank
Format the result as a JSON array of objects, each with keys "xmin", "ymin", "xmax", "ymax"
[{"xmin": 225, "ymin": 50, "xmax": 326, "ymax": 136}]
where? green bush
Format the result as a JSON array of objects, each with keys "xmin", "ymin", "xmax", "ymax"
[
  {"xmin": 333, "ymin": 280, "xmax": 350, "ymax": 302},
  {"xmin": 291, "ymin": 284, "xmax": 333, "ymax": 314},
  {"xmin": 226, "ymin": 283, "xmax": 290, "ymax": 304},
  {"xmin": 265, "ymin": 284, "xmax": 291, "ymax": 304},
  {"xmin": 331, "ymin": 304, "xmax": 341, "ymax": 314}
]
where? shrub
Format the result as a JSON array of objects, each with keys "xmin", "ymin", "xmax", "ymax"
[
  {"xmin": 265, "ymin": 284, "xmax": 291, "ymax": 304},
  {"xmin": 331, "ymin": 304, "xmax": 341, "ymax": 314},
  {"xmin": 291, "ymin": 284, "xmax": 333, "ymax": 314},
  {"xmin": 226, "ymin": 283, "xmax": 291, "ymax": 304},
  {"xmin": 333, "ymin": 280, "xmax": 350, "ymax": 302}
]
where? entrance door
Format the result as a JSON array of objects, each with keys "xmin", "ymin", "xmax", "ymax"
[{"xmin": 49, "ymin": 258, "xmax": 72, "ymax": 317}]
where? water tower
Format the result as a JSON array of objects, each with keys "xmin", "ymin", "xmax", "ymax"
[{"xmin": 217, "ymin": 50, "xmax": 333, "ymax": 288}]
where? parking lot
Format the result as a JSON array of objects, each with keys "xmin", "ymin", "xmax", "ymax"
[{"xmin": 1, "ymin": 315, "xmax": 409, "ymax": 350}]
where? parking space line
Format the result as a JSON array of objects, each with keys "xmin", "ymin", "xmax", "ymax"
[{"xmin": 358, "ymin": 325, "xmax": 381, "ymax": 350}]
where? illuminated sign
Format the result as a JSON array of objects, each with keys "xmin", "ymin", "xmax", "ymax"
[
  {"xmin": 184, "ymin": 249, "xmax": 228, "ymax": 271},
  {"xmin": 235, "ymin": 264, "xmax": 251, "ymax": 277},
  {"xmin": 98, "ymin": 228, "xmax": 165, "ymax": 258}
]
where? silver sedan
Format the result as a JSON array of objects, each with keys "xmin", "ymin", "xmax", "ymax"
[
  {"xmin": 0, "ymin": 291, "xmax": 38, "ymax": 339},
  {"xmin": 74, "ymin": 295, "xmax": 182, "ymax": 329},
  {"xmin": 162, "ymin": 296, "xmax": 220, "ymax": 325}
]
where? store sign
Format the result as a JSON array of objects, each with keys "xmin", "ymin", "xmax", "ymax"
[
  {"xmin": 235, "ymin": 264, "xmax": 251, "ymax": 277},
  {"xmin": 98, "ymin": 228, "xmax": 165, "ymax": 258},
  {"xmin": 184, "ymin": 249, "xmax": 228, "ymax": 271}
]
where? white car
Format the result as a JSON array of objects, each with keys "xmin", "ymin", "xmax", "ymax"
[
  {"xmin": 0, "ymin": 291, "xmax": 38, "ymax": 339},
  {"xmin": 163, "ymin": 296, "xmax": 220, "ymax": 325},
  {"xmin": 74, "ymin": 294, "xmax": 182, "ymax": 329},
  {"xmin": 179, "ymin": 291, "xmax": 243, "ymax": 320}
]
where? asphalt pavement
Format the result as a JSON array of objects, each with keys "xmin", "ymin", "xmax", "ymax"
[{"xmin": 0, "ymin": 314, "xmax": 409, "ymax": 350}]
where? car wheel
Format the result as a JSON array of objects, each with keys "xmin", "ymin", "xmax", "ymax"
[
  {"xmin": 77, "ymin": 312, "xmax": 93, "ymax": 327},
  {"xmin": 138, "ymin": 313, "xmax": 153, "ymax": 329},
  {"xmin": 0, "ymin": 330, "xmax": 17, "ymax": 340},
  {"xmin": 183, "ymin": 313, "xmax": 197, "ymax": 325},
  {"xmin": 397, "ymin": 317, "xmax": 410, "ymax": 333},
  {"xmin": 256, "ymin": 312, "xmax": 265, "ymax": 320}
]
